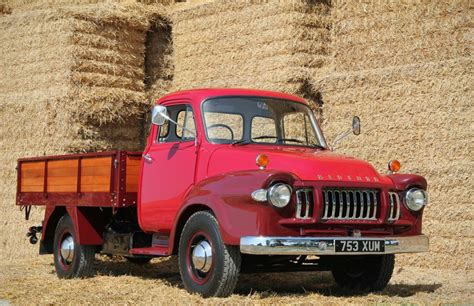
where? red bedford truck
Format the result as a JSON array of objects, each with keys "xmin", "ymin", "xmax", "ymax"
[{"xmin": 17, "ymin": 88, "xmax": 429, "ymax": 297}]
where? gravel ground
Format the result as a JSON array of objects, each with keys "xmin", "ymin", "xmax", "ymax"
[{"xmin": 0, "ymin": 256, "xmax": 472, "ymax": 304}]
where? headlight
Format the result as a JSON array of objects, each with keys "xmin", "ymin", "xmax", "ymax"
[
  {"xmin": 405, "ymin": 188, "xmax": 428, "ymax": 211},
  {"xmin": 268, "ymin": 183, "xmax": 292, "ymax": 208}
]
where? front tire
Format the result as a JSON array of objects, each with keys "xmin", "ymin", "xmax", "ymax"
[
  {"xmin": 178, "ymin": 211, "xmax": 241, "ymax": 297},
  {"xmin": 53, "ymin": 214, "xmax": 96, "ymax": 279},
  {"xmin": 332, "ymin": 254, "xmax": 395, "ymax": 292}
]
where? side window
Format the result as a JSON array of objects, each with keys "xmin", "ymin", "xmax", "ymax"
[
  {"xmin": 176, "ymin": 106, "xmax": 196, "ymax": 140},
  {"xmin": 251, "ymin": 116, "xmax": 276, "ymax": 143},
  {"xmin": 156, "ymin": 104, "xmax": 195, "ymax": 143},
  {"xmin": 158, "ymin": 120, "xmax": 170, "ymax": 140}
]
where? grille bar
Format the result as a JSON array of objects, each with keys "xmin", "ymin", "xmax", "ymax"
[
  {"xmin": 295, "ymin": 188, "xmax": 313, "ymax": 219},
  {"xmin": 387, "ymin": 192, "xmax": 401, "ymax": 221},
  {"xmin": 322, "ymin": 188, "xmax": 380, "ymax": 221}
]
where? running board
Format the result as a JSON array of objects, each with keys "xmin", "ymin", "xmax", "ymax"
[{"xmin": 130, "ymin": 246, "xmax": 169, "ymax": 256}]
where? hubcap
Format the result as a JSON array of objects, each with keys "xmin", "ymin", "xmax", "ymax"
[
  {"xmin": 60, "ymin": 235, "xmax": 74, "ymax": 264},
  {"xmin": 191, "ymin": 240, "xmax": 212, "ymax": 273}
]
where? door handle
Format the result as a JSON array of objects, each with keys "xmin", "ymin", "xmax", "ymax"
[{"xmin": 143, "ymin": 153, "xmax": 153, "ymax": 163}]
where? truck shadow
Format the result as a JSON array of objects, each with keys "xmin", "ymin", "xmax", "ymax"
[{"xmin": 93, "ymin": 256, "xmax": 442, "ymax": 298}]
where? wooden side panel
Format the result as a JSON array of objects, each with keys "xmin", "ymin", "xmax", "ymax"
[
  {"xmin": 47, "ymin": 159, "xmax": 79, "ymax": 192},
  {"xmin": 81, "ymin": 157, "xmax": 112, "ymax": 192},
  {"xmin": 20, "ymin": 161, "xmax": 45, "ymax": 192},
  {"xmin": 126, "ymin": 156, "xmax": 141, "ymax": 193}
]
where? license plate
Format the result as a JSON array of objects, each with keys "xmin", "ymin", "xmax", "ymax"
[{"xmin": 335, "ymin": 240, "xmax": 385, "ymax": 253}]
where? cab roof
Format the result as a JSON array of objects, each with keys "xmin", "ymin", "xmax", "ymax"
[{"xmin": 155, "ymin": 88, "xmax": 307, "ymax": 105}]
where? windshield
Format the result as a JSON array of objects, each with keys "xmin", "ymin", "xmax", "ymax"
[{"xmin": 202, "ymin": 96, "xmax": 327, "ymax": 148}]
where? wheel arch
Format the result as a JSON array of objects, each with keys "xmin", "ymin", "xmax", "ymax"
[
  {"xmin": 171, "ymin": 203, "xmax": 214, "ymax": 255},
  {"xmin": 40, "ymin": 206, "xmax": 67, "ymax": 254}
]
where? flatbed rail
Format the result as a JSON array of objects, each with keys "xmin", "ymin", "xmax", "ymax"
[{"xmin": 16, "ymin": 150, "xmax": 142, "ymax": 208}]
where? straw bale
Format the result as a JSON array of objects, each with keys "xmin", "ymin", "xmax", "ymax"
[
  {"xmin": 311, "ymin": 57, "xmax": 473, "ymax": 269},
  {"xmin": 0, "ymin": 3, "xmax": 12, "ymax": 14},
  {"xmin": 0, "ymin": 2, "xmax": 170, "ymax": 260},
  {"xmin": 331, "ymin": 0, "xmax": 473, "ymax": 71},
  {"xmin": 145, "ymin": 22, "xmax": 173, "ymax": 102},
  {"xmin": 171, "ymin": 1, "xmax": 332, "ymax": 106}
]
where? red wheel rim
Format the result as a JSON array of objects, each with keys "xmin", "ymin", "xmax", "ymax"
[
  {"xmin": 57, "ymin": 231, "xmax": 74, "ymax": 271},
  {"xmin": 186, "ymin": 231, "xmax": 214, "ymax": 285}
]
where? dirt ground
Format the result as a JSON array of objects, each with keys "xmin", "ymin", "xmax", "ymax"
[{"xmin": 0, "ymin": 256, "xmax": 472, "ymax": 305}]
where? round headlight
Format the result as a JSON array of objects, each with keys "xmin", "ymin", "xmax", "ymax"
[
  {"xmin": 405, "ymin": 188, "xmax": 428, "ymax": 211},
  {"xmin": 268, "ymin": 183, "xmax": 292, "ymax": 208}
]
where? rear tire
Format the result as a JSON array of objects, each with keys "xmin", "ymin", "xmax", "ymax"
[
  {"xmin": 53, "ymin": 214, "xmax": 96, "ymax": 279},
  {"xmin": 178, "ymin": 211, "xmax": 241, "ymax": 297},
  {"xmin": 332, "ymin": 254, "xmax": 395, "ymax": 292}
]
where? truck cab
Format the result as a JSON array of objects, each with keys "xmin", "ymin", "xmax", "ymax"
[{"xmin": 17, "ymin": 88, "xmax": 429, "ymax": 297}]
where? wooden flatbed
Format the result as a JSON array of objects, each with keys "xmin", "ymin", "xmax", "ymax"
[{"xmin": 16, "ymin": 151, "xmax": 141, "ymax": 208}]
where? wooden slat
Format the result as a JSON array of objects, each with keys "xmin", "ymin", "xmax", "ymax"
[
  {"xmin": 81, "ymin": 175, "xmax": 111, "ymax": 185},
  {"xmin": 20, "ymin": 161, "xmax": 45, "ymax": 192},
  {"xmin": 48, "ymin": 185, "xmax": 78, "ymax": 192},
  {"xmin": 81, "ymin": 184, "xmax": 110, "ymax": 192},
  {"xmin": 21, "ymin": 177, "xmax": 45, "ymax": 186},
  {"xmin": 81, "ymin": 166, "xmax": 111, "ymax": 176},
  {"xmin": 126, "ymin": 156, "xmax": 140, "ymax": 193},
  {"xmin": 80, "ymin": 157, "xmax": 112, "ymax": 193},
  {"xmin": 21, "ymin": 185, "xmax": 44, "ymax": 192},
  {"xmin": 81, "ymin": 157, "xmax": 112, "ymax": 167},
  {"xmin": 47, "ymin": 160, "xmax": 78, "ymax": 192}
]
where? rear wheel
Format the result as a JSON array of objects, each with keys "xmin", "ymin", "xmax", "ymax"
[
  {"xmin": 331, "ymin": 254, "xmax": 395, "ymax": 292},
  {"xmin": 178, "ymin": 211, "xmax": 241, "ymax": 297},
  {"xmin": 53, "ymin": 214, "xmax": 96, "ymax": 278}
]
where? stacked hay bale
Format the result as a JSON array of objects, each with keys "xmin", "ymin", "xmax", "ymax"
[
  {"xmin": 331, "ymin": 0, "xmax": 472, "ymax": 72},
  {"xmin": 171, "ymin": 0, "xmax": 332, "ymax": 106},
  {"xmin": 145, "ymin": 22, "xmax": 173, "ymax": 103},
  {"xmin": 0, "ymin": 3, "xmax": 12, "ymax": 14},
  {"xmin": 0, "ymin": 3, "xmax": 168, "ymax": 260},
  {"xmin": 312, "ymin": 0, "xmax": 473, "ymax": 270}
]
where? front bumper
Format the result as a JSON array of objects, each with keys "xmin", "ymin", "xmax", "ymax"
[{"xmin": 240, "ymin": 235, "xmax": 429, "ymax": 255}]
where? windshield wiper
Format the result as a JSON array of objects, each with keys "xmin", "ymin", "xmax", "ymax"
[
  {"xmin": 253, "ymin": 136, "xmax": 325, "ymax": 149},
  {"xmin": 253, "ymin": 135, "xmax": 303, "ymax": 144},
  {"xmin": 231, "ymin": 139, "xmax": 251, "ymax": 146}
]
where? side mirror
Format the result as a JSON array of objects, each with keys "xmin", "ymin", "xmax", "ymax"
[
  {"xmin": 151, "ymin": 105, "xmax": 168, "ymax": 126},
  {"xmin": 331, "ymin": 115, "xmax": 362, "ymax": 151},
  {"xmin": 352, "ymin": 116, "xmax": 361, "ymax": 135}
]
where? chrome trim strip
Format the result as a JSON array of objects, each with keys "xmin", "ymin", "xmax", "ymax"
[
  {"xmin": 388, "ymin": 192, "xmax": 401, "ymax": 221},
  {"xmin": 240, "ymin": 235, "xmax": 429, "ymax": 255},
  {"xmin": 295, "ymin": 189, "xmax": 312, "ymax": 219}
]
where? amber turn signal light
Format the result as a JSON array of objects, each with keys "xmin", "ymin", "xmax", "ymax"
[
  {"xmin": 388, "ymin": 160, "xmax": 401, "ymax": 173},
  {"xmin": 256, "ymin": 154, "xmax": 269, "ymax": 169}
]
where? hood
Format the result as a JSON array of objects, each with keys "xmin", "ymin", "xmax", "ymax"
[{"xmin": 207, "ymin": 145, "xmax": 392, "ymax": 185}]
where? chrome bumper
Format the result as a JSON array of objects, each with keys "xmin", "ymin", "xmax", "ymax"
[{"xmin": 240, "ymin": 235, "xmax": 429, "ymax": 255}]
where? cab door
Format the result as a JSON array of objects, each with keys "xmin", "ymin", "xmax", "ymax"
[{"xmin": 139, "ymin": 103, "xmax": 197, "ymax": 233}]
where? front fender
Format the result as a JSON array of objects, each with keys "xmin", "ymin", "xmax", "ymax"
[
  {"xmin": 171, "ymin": 170, "xmax": 301, "ymax": 248},
  {"xmin": 387, "ymin": 174, "xmax": 427, "ymax": 190}
]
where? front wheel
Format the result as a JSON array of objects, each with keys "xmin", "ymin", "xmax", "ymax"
[
  {"xmin": 178, "ymin": 211, "xmax": 241, "ymax": 297},
  {"xmin": 331, "ymin": 254, "xmax": 395, "ymax": 292},
  {"xmin": 53, "ymin": 214, "xmax": 96, "ymax": 278}
]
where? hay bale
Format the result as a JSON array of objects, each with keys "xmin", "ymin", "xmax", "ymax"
[
  {"xmin": 312, "ymin": 57, "xmax": 474, "ymax": 270},
  {"xmin": 331, "ymin": 0, "xmax": 472, "ymax": 71},
  {"xmin": 0, "ymin": 3, "xmax": 12, "ymax": 14},
  {"xmin": 0, "ymin": 2, "xmax": 169, "ymax": 260},
  {"xmin": 171, "ymin": 0, "xmax": 332, "ymax": 106},
  {"xmin": 145, "ymin": 22, "xmax": 173, "ymax": 103}
]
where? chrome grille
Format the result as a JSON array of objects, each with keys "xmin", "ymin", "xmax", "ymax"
[
  {"xmin": 387, "ymin": 192, "xmax": 401, "ymax": 221},
  {"xmin": 295, "ymin": 188, "xmax": 313, "ymax": 219},
  {"xmin": 322, "ymin": 188, "xmax": 379, "ymax": 220}
]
